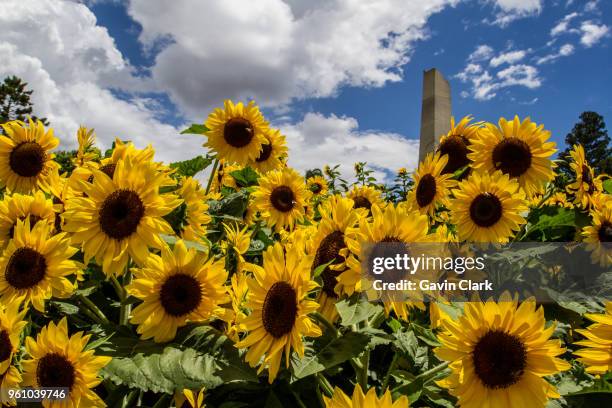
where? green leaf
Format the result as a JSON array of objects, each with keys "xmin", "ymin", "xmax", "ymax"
[
  {"xmin": 335, "ymin": 297, "xmax": 383, "ymax": 326},
  {"xmin": 291, "ymin": 332, "xmax": 369, "ymax": 379},
  {"xmin": 169, "ymin": 155, "xmax": 214, "ymax": 177},
  {"xmin": 394, "ymin": 330, "xmax": 418, "ymax": 358},
  {"xmin": 180, "ymin": 124, "xmax": 209, "ymax": 134},
  {"xmin": 603, "ymin": 179, "xmax": 612, "ymax": 194},
  {"xmin": 209, "ymin": 191, "xmax": 250, "ymax": 219},
  {"xmin": 101, "ymin": 347, "xmax": 223, "ymax": 394},
  {"xmin": 312, "ymin": 259, "xmax": 335, "ymax": 279},
  {"xmin": 230, "ymin": 167, "xmax": 260, "ymax": 187}
]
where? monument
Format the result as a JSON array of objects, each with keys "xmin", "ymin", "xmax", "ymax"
[{"xmin": 419, "ymin": 68, "xmax": 452, "ymax": 162}]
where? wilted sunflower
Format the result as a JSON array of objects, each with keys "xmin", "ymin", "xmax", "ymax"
[
  {"xmin": 0, "ymin": 191, "xmax": 56, "ymax": 248},
  {"xmin": 250, "ymin": 128, "xmax": 288, "ymax": 173},
  {"xmin": 22, "ymin": 318, "xmax": 111, "ymax": 408},
  {"xmin": 582, "ymin": 203, "xmax": 612, "ymax": 266},
  {"xmin": 469, "ymin": 116, "xmax": 556, "ymax": 197},
  {"xmin": 0, "ymin": 365, "xmax": 21, "ymax": 406},
  {"xmin": 204, "ymin": 100, "xmax": 268, "ymax": 165},
  {"xmin": 63, "ymin": 157, "xmax": 181, "ymax": 276},
  {"xmin": 307, "ymin": 196, "xmax": 366, "ymax": 321},
  {"xmin": 406, "ymin": 152, "xmax": 455, "ymax": 218},
  {"xmin": 435, "ymin": 295, "xmax": 570, "ymax": 408},
  {"xmin": 0, "ymin": 299, "xmax": 27, "ymax": 374},
  {"xmin": 574, "ymin": 301, "xmax": 612, "ymax": 374},
  {"xmin": 128, "ymin": 240, "xmax": 229, "ymax": 343},
  {"xmin": 307, "ymin": 175, "xmax": 329, "ymax": 197},
  {"xmin": 341, "ymin": 204, "xmax": 429, "ymax": 316},
  {"xmin": 0, "ymin": 220, "xmax": 79, "ymax": 312},
  {"xmin": 252, "ymin": 168, "xmax": 309, "ymax": 231},
  {"xmin": 324, "ymin": 384, "xmax": 409, "ymax": 408},
  {"xmin": 346, "ymin": 185, "xmax": 384, "ymax": 213},
  {"xmin": 236, "ymin": 241, "xmax": 321, "ymax": 383},
  {"xmin": 450, "ymin": 171, "xmax": 527, "ymax": 242},
  {"xmin": 0, "ymin": 118, "xmax": 60, "ymax": 194},
  {"xmin": 567, "ymin": 144, "xmax": 603, "ymax": 209},
  {"xmin": 177, "ymin": 177, "xmax": 211, "ymax": 242},
  {"xmin": 436, "ymin": 115, "xmax": 481, "ymax": 175}
]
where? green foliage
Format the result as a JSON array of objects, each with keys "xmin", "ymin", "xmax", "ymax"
[
  {"xmin": 180, "ymin": 123, "xmax": 209, "ymax": 134},
  {"xmin": 230, "ymin": 167, "xmax": 260, "ymax": 187},
  {"xmin": 54, "ymin": 150, "xmax": 77, "ymax": 175},
  {"xmin": 169, "ymin": 154, "xmax": 214, "ymax": 177},
  {"xmin": 0, "ymin": 75, "xmax": 49, "ymax": 126},
  {"xmin": 335, "ymin": 297, "xmax": 383, "ymax": 326},
  {"xmin": 559, "ymin": 111, "xmax": 611, "ymax": 175}
]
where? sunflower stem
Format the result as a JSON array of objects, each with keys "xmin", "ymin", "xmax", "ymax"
[
  {"xmin": 77, "ymin": 294, "xmax": 110, "ymax": 325},
  {"xmin": 381, "ymin": 352, "xmax": 399, "ymax": 390},
  {"xmin": 109, "ymin": 275, "xmax": 125, "ymax": 299},
  {"xmin": 310, "ymin": 312, "xmax": 339, "ymax": 338},
  {"xmin": 414, "ymin": 361, "xmax": 450, "ymax": 381},
  {"xmin": 316, "ymin": 373, "xmax": 334, "ymax": 397},
  {"xmin": 119, "ymin": 269, "xmax": 132, "ymax": 326},
  {"xmin": 205, "ymin": 158, "xmax": 219, "ymax": 195}
]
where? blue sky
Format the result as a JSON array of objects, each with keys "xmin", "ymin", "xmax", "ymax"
[{"xmin": 0, "ymin": 0, "xmax": 610, "ymax": 180}]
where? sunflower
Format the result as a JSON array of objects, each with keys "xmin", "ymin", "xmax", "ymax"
[
  {"xmin": 252, "ymin": 168, "xmax": 309, "ymax": 231},
  {"xmin": 74, "ymin": 126, "xmax": 98, "ymax": 167},
  {"xmin": 307, "ymin": 175, "xmax": 329, "ymax": 197},
  {"xmin": 0, "ymin": 299, "xmax": 27, "ymax": 374},
  {"xmin": 574, "ymin": 301, "xmax": 612, "ymax": 374},
  {"xmin": 406, "ymin": 152, "xmax": 455, "ymax": 218},
  {"xmin": 0, "ymin": 220, "xmax": 79, "ymax": 312},
  {"xmin": 469, "ymin": 116, "xmax": 556, "ymax": 197},
  {"xmin": 204, "ymin": 100, "xmax": 268, "ymax": 165},
  {"xmin": 450, "ymin": 170, "xmax": 527, "ymax": 243},
  {"xmin": 543, "ymin": 192, "xmax": 573, "ymax": 209},
  {"xmin": 0, "ymin": 191, "xmax": 56, "ymax": 248},
  {"xmin": 250, "ymin": 128, "xmax": 288, "ymax": 173},
  {"xmin": 210, "ymin": 160, "xmax": 242, "ymax": 192},
  {"xmin": 22, "ymin": 318, "xmax": 111, "ymax": 408},
  {"xmin": 582, "ymin": 203, "xmax": 612, "ymax": 266},
  {"xmin": 567, "ymin": 144, "xmax": 603, "ymax": 210},
  {"xmin": 62, "ymin": 157, "xmax": 181, "ymax": 276},
  {"xmin": 307, "ymin": 196, "xmax": 366, "ymax": 321},
  {"xmin": 346, "ymin": 185, "xmax": 384, "ymax": 213},
  {"xmin": 225, "ymin": 270, "xmax": 249, "ymax": 343},
  {"xmin": 178, "ymin": 177, "xmax": 211, "ymax": 242},
  {"xmin": 0, "ymin": 365, "xmax": 21, "ymax": 406},
  {"xmin": 436, "ymin": 115, "xmax": 481, "ymax": 175},
  {"xmin": 224, "ymin": 222, "xmax": 250, "ymax": 271},
  {"xmin": 175, "ymin": 388, "xmax": 206, "ymax": 408},
  {"xmin": 435, "ymin": 295, "xmax": 570, "ymax": 408},
  {"xmin": 0, "ymin": 118, "xmax": 60, "ymax": 194},
  {"xmin": 127, "ymin": 240, "xmax": 229, "ymax": 343},
  {"xmin": 324, "ymin": 384, "xmax": 409, "ymax": 408},
  {"xmin": 235, "ymin": 241, "xmax": 322, "ymax": 383},
  {"xmin": 340, "ymin": 204, "xmax": 429, "ymax": 298}
]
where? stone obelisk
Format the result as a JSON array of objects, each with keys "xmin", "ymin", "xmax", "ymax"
[{"xmin": 419, "ymin": 68, "xmax": 451, "ymax": 162}]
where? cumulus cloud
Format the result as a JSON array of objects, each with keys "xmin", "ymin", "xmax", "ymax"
[
  {"xmin": 580, "ymin": 21, "xmax": 610, "ymax": 47},
  {"xmin": 550, "ymin": 12, "xmax": 580, "ymax": 36},
  {"xmin": 490, "ymin": 49, "xmax": 528, "ymax": 67},
  {"xmin": 488, "ymin": 0, "xmax": 543, "ymax": 27},
  {"xmin": 280, "ymin": 113, "xmax": 420, "ymax": 182},
  {"xmin": 126, "ymin": 0, "xmax": 458, "ymax": 118},
  {"xmin": 468, "ymin": 45, "xmax": 495, "ymax": 62},
  {"xmin": 536, "ymin": 43, "xmax": 575, "ymax": 64}
]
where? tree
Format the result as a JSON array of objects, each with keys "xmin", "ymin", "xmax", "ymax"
[
  {"xmin": 559, "ymin": 112, "xmax": 611, "ymax": 175},
  {"xmin": 0, "ymin": 75, "xmax": 49, "ymax": 126}
]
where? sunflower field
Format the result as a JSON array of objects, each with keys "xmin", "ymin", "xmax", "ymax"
[{"xmin": 0, "ymin": 100, "xmax": 610, "ymax": 408}]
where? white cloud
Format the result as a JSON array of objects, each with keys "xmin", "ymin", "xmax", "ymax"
[
  {"xmin": 0, "ymin": 0, "xmax": 201, "ymax": 163},
  {"xmin": 536, "ymin": 43, "xmax": 575, "ymax": 64},
  {"xmin": 127, "ymin": 0, "xmax": 458, "ymax": 118},
  {"xmin": 468, "ymin": 45, "xmax": 495, "ymax": 62},
  {"xmin": 580, "ymin": 21, "xmax": 610, "ymax": 47},
  {"xmin": 488, "ymin": 0, "xmax": 543, "ymax": 27},
  {"xmin": 490, "ymin": 49, "xmax": 528, "ymax": 67},
  {"xmin": 281, "ymin": 113, "xmax": 419, "ymax": 181},
  {"xmin": 584, "ymin": 1, "xmax": 599, "ymax": 12},
  {"xmin": 496, "ymin": 64, "xmax": 541, "ymax": 88},
  {"xmin": 550, "ymin": 12, "xmax": 580, "ymax": 36}
]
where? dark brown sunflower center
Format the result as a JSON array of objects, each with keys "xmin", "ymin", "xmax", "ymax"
[
  {"xmin": 256, "ymin": 143, "xmax": 273, "ymax": 162},
  {"xmin": 159, "ymin": 273, "xmax": 202, "ymax": 317},
  {"xmin": 352, "ymin": 196, "xmax": 372, "ymax": 211},
  {"xmin": 223, "ymin": 118, "xmax": 254, "ymax": 148},
  {"xmin": 9, "ymin": 142, "xmax": 47, "ymax": 178},
  {"xmin": 0, "ymin": 330, "xmax": 12, "ymax": 362},
  {"xmin": 270, "ymin": 186, "xmax": 295, "ymax": 212},
  {"xmin": 5, "ymin": 247, "xmax": 47, "ymax": 289},
  {"xmin": 36, "ymin": 353, "xmax": 76, "ymax": 390},
  {"xmin": 311, "ymin": 183, "xmax": 322, "ymax": 194},
  {"xmin": 313, "ymin": 231, "xmax": 346, "ymax": 297},
  {"xmin": 473, "ymin": 330, "xmax": 527, "ymax": 389},
  {"xmin": 581, "ymin": 165, "xmax": 595, "ymax": 191},
  {"xmin": 438, "ymin": 135, "xmax": 469, "ymax": 174},
  {"xmin": 9, "ymin": 214, "xmax": 43, "ymax": 238},
  {"xmin": 100, "ymin": 163, "xmax": 117, "ymax": 180},
  {"xmin": 99, "ymin": 189, "xmax": 145, "ymax": 240},
  {"xmin": 262, "ymin": 281, "xmax": 298, "ymax": 338},
  {"xmin": 470, "ymin": 193, "xmax": 503, "ymax": 228},
  {"xmin": 598, "ymin": 221, "xmax": 612, "ymax": 243},
  {"xmin": 492, "ymin": 138, "xmax": 532, "ymax": 178},
  {"xmin": 416, "ymin": 174, "xmax": 437, "ymax": 208}
]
